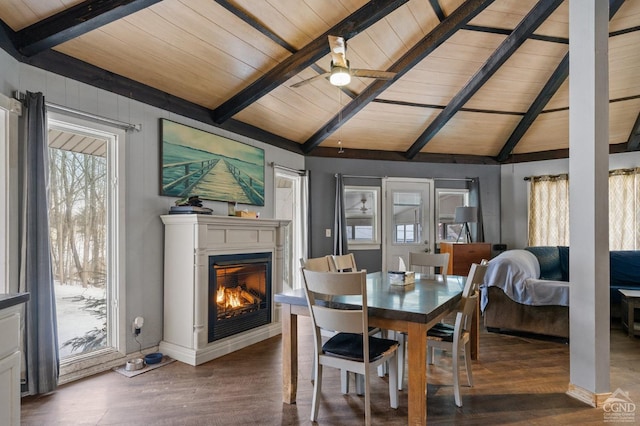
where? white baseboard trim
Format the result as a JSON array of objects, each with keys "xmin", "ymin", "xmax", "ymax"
[{"xmin": 160, "ymin": 322, "xmax": 282, "ymax": 366}]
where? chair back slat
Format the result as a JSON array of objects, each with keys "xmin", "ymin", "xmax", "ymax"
[
  {"xmin": 462, "ymin": 261, "xmax": 488, "ymax": 298},
  {"xmin": 301, "ymin": 256, "xmax": 332, "ymax": 272},
  {"xmin": 330, "ymin": 253, "xmax": 357, "ymax": 272},
  {"xmin": 311, "ymin": 306, "xmax": 364, "ymax": 334},
  {"xmin": 302, "ymin": 269, "xmax": 369, "ymax": 336},
  {"xmin": 460, "ymin": 292, "xmax": 479, "ymax": 332},
  {"xmin": 408, "ymin": 252, "xmax": 450, "ymax": 277}
]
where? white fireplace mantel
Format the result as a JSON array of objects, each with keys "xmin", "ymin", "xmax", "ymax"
[{"xmin": 159, "ymin": 214, "xmax": 289, "ymax": 365}]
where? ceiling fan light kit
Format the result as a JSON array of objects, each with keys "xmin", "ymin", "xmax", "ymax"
[
  {"xmin": 330, "ymin": 62, "xmax": 351, "ymax": 86},
  {"xmin": 291, "ymin": 36, "xmax": 396, "ymax": 88}
]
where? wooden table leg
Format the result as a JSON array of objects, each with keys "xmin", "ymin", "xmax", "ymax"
[
  {"xmin": 471, "ymin": 296, "xmax": 480, "ymax": 360},
  {"xmin": 281, "ymin": 303, "xmax": 298, "ymax": 404},
  {"xmin": 407, "ymin": 322, "xmax": 428, "ymax": 426}
]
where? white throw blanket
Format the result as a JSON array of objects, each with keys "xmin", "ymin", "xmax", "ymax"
[{"xmin": 480, "ymin": 249, "xmax": 570, "ymax": 311}]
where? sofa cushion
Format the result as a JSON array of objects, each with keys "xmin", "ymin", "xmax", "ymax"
[
  {"xmin": 525, "ymin": 246, "xmax": 563, "ymax": 281},
  {"xmin": 558, "ymin": 246, "xmax": 570, "ymax": 281}
]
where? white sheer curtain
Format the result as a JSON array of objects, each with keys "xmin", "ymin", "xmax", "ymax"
[
  {"xmin": 528, "ymin": 174, "xmax": 569, "ymax": 246},
  {"xmin": 528, "ymin": 169, "xmax": 640, "ymax": 249},
  {"xmin": 609, "ymin": 168, "xmax": 640, "ymax": 250}
]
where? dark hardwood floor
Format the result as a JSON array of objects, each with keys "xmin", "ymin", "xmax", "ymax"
[{"xmin": 22, "ymin": 317, "xmax": 640, "ymax": 425}]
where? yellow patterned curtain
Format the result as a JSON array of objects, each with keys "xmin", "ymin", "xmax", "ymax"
[
  {"xmin": 528, "ymin": 174, "xmax": 569, "ymax": 246},
  {"xmin": 609, "ymin": 168, "xmax": 640, "ymax": 250}
]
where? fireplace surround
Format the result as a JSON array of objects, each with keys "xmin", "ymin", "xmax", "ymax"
[{"xmin": 160, "ymin": 215, "xmax": 288, "ymax": 366}]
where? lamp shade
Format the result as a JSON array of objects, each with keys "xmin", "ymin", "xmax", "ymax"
[{"xmin": 454, "ymin": 206, "xmax": 477, "ymax": 223}]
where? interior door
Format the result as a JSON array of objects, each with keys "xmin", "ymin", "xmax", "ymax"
[{"xmin": 382, "ymin": 178, "xmax": 434, "ymax": 272}]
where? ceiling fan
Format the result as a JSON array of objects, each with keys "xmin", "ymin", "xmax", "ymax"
[{"xmin": 290, "ymin": 35, "xmax": 397, "ymax": 88}]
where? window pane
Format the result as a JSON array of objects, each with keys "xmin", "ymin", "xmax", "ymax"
[{"xmin": 49, "ymin": 135, "xmax": 109, "ymax": 359}]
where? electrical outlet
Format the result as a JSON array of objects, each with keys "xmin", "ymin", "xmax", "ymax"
[
  {"xmin": 325, "ymin": 229, "xmax": 331, "ymax": 238},
  {"xmin": 132, "ymin": 316, "xmax": 144, "ymax": 336}
]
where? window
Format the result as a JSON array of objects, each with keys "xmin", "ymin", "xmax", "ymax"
[
  {"xmin": 0, "ymin": 95, "xmax": 20, "ymax": 294},
  {"xmin": 435, "ymin": 188, "xmax": 469, "ymax": 243},
  {"xmin": 345, "ymin": 186, "xmax": 380, "ymax": 249},
  {"xmin": 528, "ymin": 169, "xmax": 640, "ymax": 249},
  {"xmin": 274, "ymin": 167, "xmax": 308, "ymax": 290},
  {"xmin": 47, "ymin": 112, "xmax": 126, "ymax": 374},
  {"xmin": 528, "ymin": 175, "xmax": 569, "ymax": 246}
]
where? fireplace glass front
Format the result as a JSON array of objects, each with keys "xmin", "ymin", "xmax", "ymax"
[{"xmin": 208, "ymin": 252, "xmax": 272, "ymax": 342}]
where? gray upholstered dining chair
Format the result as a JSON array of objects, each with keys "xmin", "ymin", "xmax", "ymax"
[{"xmin": 301, "ymin": 268, "xmax": 399, "ymax": 425}]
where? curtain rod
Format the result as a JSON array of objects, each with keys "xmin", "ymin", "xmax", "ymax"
[
  {"xmin": 14, "ymin": 92, "xmax": 141, "ymax": 132},
  {"xmin": 525, "ymin": 168, "xmax": 639, "ymax": 181},
  {"xmin": 335, "ymin": 174, "xmax": 383, "ymax": 179},
  {"xmin": 271, "ymin": 162, "xmax": 307, "ymax": 175},
  {"xmin": 335, "ymin": 174, "xmax": 473, "ymax": 181},
  {"xmin": 46, "ymin": 102, "xmax": 141, "ymax": 132}
]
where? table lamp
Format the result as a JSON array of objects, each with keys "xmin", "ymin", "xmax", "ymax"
[{"xmin": 455, "ymin": 206, "xmax": 477, "ymax": 243}]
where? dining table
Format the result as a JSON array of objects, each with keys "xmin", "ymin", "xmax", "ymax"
[{"xmin": 275, "ymin": 270, "xmax": 477, "ymax": 425}]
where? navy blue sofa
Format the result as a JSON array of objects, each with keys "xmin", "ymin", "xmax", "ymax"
[{"xmin": 524, "ymin": 246, "xmax": 640, "ymax": 306}]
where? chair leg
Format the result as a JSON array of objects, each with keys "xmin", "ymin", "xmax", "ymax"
[
  {"xmin": 341, "ymin": 369, "xmax": 349, "ymax": 394},
  {"xmin": 311, "ymin": 362, "xmax": 322, "ymax": 421},
  {"xmin": 397, "ymin": 332, "xmax": 406, "ymax": 390},
  {"xmin": 453, "ymin": 343, "xmax": 462, "ymax": 407},
  {"xmin": 427, "ymin": 345, "xmax": 435, "ymax": 365},
  {"xmin": 364, "ymin": 368, "xmax": 372, "ymax": 426},
  {"xmin": 377, "ymin": 330, "xmax": 387, "ymax": 377},
  {"xmin": 464, "ymin": 340, "xmax": 473, "ymax": 387},
  {"xmin": 388, "ymin": 354, "xmax": 399, "ymax": 409},
  {"xmin": 356, "ymin": 373, "xmax": 365, "ymax": 395}
]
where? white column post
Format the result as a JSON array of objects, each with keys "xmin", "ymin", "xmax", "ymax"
[{"xmin": 567, "ymin": 0, "xmax": 610, "ymax": 406}]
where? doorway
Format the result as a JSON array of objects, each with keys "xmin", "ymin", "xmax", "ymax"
[
  {"xmin": 274, "ymin": 167, "xmax": 308, "ymax": 290},
  {"xmin": 382, "ymin": 178, "xmax": 434, "ymax": 271}
]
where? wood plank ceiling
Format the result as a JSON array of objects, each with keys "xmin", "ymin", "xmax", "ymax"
[{"xmin": 1, "ymin": 0, "xmax": 639, "ymax": 164}]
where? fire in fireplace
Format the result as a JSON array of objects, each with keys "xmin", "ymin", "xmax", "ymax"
[{"xmin": 208, "ymin": 252, "xmax": 272, "ymax": 342}]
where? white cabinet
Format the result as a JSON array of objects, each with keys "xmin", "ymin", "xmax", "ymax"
[{"xmin": 0, "ymin": 294, "xmax": 28, "ymax": 426}]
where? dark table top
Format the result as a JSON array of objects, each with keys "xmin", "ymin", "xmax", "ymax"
[
  {"xmin": 275, "ymin": 271, "xmax": 466, "ymax": 324},
  {"xmin": 0, "ymin": 292, "xmax": 30, "ymax": 310}
]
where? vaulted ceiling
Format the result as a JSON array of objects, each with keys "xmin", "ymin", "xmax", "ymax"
[{"xmin": 1, "ymin": 0, "xmax": 639, "ymax": 164}]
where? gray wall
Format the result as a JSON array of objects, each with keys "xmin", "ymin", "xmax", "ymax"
[
  {"xmin": 304, "ymin": 156, "xmax": 502, "ymax": 273},
  {"xmin": 499, "ymin": 151, "xmax": 640, "ymax": 250},
  {"xmin": 0, "ymin": 48, "xmax": 304, "ymax": 354}
]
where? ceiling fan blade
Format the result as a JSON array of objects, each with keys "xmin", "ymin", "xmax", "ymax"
[
  {"xmin": 328, "ymin": 35, "xmax": 348, "ymax": 68},
  {"xmin": 351, "ymin": 69, "xmax": 397, "ymax": 80},
  {"xmin": 290, "ymin": 72, "xmax": 330, "ymax": 88}
]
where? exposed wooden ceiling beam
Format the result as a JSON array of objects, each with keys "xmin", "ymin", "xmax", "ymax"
[
  {"xmin": 463, "ymin": 24, "xmax": 568, "ymax": 43},
  {"xmin": 627, "ymin": 111, "xmax": 640, "ymax": 151},
  {"xmin": 496, "ymin": 0, "xmax": 625, "ymax": 162},
  {"xmin": 22, "ymin": 48, "xmax": 303, "ymax": 154},
  {"xmin": 213, "ymin": 0, "xmax": 356, "ymax": 101},
  {"xmin": 404, "ymin": 0, "xmax": 564, "ymax": 159},
  {"xmin": 15, "ymin": 0, "xmax": 163, "ymax": 56},
  {"xmin": 310, "ymin": 147, "xmax": 499, "ymax": 164},
  {"xmin": 429, "ymin": 0, "xmax": 447, "ymax": 21},
  {"xmin": 373, "ymin": 98, "xmax": 524, "ymax": 115},
  {"xmin": 496, "ymin": 54, "xmax": 568, "ymax": 162},
  {"xmin": 301, "ymin": 0, "xmax": 495, "ymax": 154},
  {"xmin": 211, "ymin": 0, "xmax": 408, "ymax": 124}
]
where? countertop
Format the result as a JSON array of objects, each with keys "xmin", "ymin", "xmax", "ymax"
[{"xmin": 0, "ymin": 292, "xmax": 30, "ymax": 310}]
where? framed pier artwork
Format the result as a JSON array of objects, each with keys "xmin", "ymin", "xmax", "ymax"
[{"xmin": 160, "ymin": 119, "xmax": 265, "ymax": 206}]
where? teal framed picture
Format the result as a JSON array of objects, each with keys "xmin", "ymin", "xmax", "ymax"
[{"xmin": 160, "ymin": 119, "xmax": 265, "ymax": 206}]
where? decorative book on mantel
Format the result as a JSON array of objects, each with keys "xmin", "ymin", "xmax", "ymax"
[{"xmin": 169, "ymin": 195, "xmax": 213, "ymax": 215}]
